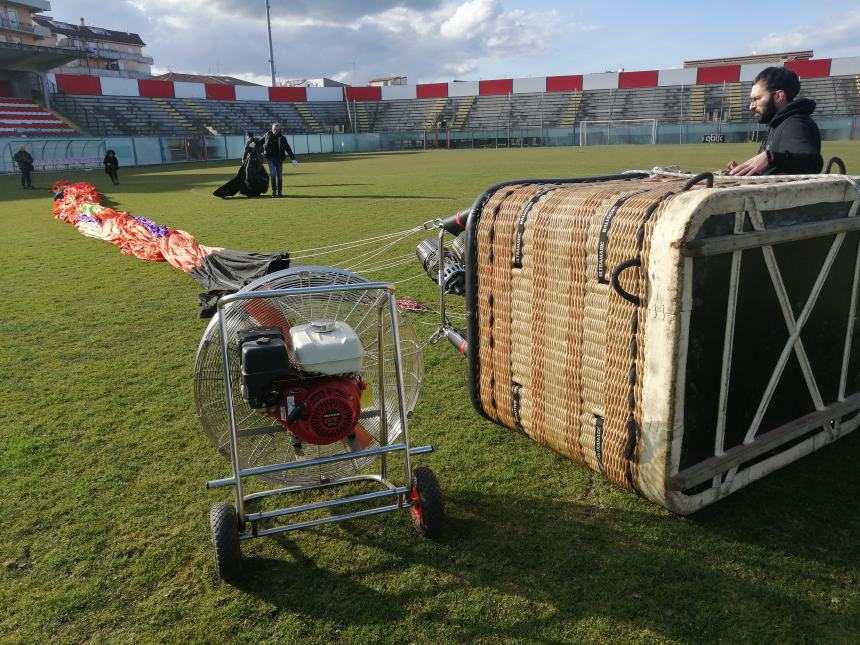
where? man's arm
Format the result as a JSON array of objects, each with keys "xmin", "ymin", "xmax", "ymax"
[{"xmin": 728, "ymin": 151, "xmax": 770, "ymax": 176}]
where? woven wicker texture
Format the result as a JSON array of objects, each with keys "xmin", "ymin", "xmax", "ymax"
[{"xmin": 475, "ymin": 177, "xmax": 693, "ymax": 488}]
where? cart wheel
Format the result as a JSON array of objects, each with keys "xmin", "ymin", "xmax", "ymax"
[
  {"xmin": 409, "ymin": 466, "xmax": 444, "ymax": 538},
  {"xmin": 210, "ymin": 502, "xmax": 242, "ymax": 582}
]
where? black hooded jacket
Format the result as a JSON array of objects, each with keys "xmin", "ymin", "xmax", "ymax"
[
  {"xmin": 260, "ymin": 131, "xmax": 296, "ymax": 162},
  {"xmin": 757, "ymin": 98, "xmax": 822, "ymax": 175}
]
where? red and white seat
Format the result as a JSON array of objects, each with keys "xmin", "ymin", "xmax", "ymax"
[{"xmin": 0, "ymin": 98, "xmax": 79, "ymax": 137}]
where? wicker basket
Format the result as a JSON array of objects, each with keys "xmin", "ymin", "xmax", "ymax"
[{"xmin": 464, "ymin": 172, "xmax": 860, "ymax": 514}]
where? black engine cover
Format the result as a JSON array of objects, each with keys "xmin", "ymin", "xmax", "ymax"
[{"xmin": 237, "ymin": 327, "xmax": 296, "ymax": 408}]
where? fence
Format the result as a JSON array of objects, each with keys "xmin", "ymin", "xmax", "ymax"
[{"xmin": 2, "ymin": 115, "xmax": 857, "ymax": 173}]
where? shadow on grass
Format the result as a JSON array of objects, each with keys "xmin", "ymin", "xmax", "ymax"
[
  {"xmin": 232, "ymin": 477, "xmax": 856, "ymax": 642},
  {"xmin": 688, "ymin": 429, "xmax": 860, "ymax": 568},
  {"xmin": 308, "ymin": 152, "xmax": 426, "ymax": 163},
  {"xmin": 277, "ymin": 194, "xmax": 454, "ymax": 201}
]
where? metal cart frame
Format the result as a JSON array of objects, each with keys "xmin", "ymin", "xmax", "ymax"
[{"xmin": 205, "ymin": 281, "xmax": 441, "ymax": 579}]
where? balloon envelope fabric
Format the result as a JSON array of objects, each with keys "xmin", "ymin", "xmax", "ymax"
[{"xmin": 51, "ymin": 180, "xmax": 290, "ymax": 315}]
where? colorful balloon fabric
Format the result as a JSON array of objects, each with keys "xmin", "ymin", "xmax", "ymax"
[
  {"xmin": 50, "ymin": 180, "xmax": 291, "ymax": 315},
  {"xmin": 51, "ymin": 180, "xmax": 218, "ymax": 271}
]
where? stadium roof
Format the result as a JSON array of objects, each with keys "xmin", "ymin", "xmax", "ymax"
[
  {"xmin": 152, "ymin": 73, "xmax": 259, "ymax": 86},
  {"xmin": 683, "ymin": 51, "xmax": 813, "ymax": 68},
  {"xmin": 33, "ymin": 16, "xmax": 145, "ymax": 47},
  {"xmin": 0, "ymin": 41, "xmax": 83, "ymax": 72},
  {"xmin": 8, "ymin": 0, "xmax": 51, "ymax": 10}
]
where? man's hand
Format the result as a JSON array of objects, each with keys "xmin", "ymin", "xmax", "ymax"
[
  {"xmin": 728, "ymin": 151, "xmax": 770, "ymax": 176},
  {"xmin": 291, "ymin": 159, "xmax": 298, "ymax": 167}
]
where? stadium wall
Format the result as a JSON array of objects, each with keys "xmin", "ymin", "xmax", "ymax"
[
  {"xmin": 48, "ymin": 56, "xmax": 860, "ymax": 102},
  {"xmin": 4, "ymin": 112, "xmax": 858, "ymax": 174}
]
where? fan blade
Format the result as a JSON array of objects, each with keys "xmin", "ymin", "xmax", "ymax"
[
  {"xmin": 347, "ymin": 423, "xmax": 374, "ymax": 452},
  {"xmin": 243, "ymin": 298, "xmax": 291, "ymax": 338}
]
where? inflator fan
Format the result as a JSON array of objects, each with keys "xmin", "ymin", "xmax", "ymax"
[{"xmin": 194, "ymin": 266, "xmax": 424, "ymax": 487}]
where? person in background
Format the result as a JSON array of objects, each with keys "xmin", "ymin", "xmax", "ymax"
[
  {"xmin": 104, "ymin": 149, "xmax": 120, "ymax": 185},
  {"xmin": 728, "ymin": 66, "xmax": 822, "ymax": 176},
  {"xmin": 259, "ymin": 122, "xmax": 298, "ymax": 197},
  {"xmin": 212, "ymin": 132, "xmax": 269, "ymax": 198},
  {"xmin": 13, "ymin": 146, "xmax": 34, "ymax": 189},
  {"xmin": 243, "ymin": 131, "xmax": 257, "ymax": 161}
]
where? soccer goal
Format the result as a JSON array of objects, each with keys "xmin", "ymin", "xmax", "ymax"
[{"xmin": 579, "ymin": 119, "xmax": 657, "ymax": 146}]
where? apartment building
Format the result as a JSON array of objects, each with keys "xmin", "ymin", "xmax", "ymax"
[{"xmin": 33, "ymin": 15, "xmax": 152, "ymax": 79}]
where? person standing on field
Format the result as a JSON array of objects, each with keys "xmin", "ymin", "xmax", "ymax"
[
  {"xmin": 13, "ymin": 146, "xmax": 34, "ymax": 189},
  {"xmin": 259, "ymin": 122, "xmax": 297, "ymax": 197},
  {"xmin": 104, "ymin": 149, "xmax": 120, "ymax": 185}
]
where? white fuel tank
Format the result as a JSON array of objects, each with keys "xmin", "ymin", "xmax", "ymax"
[{"xmin": 289, "ymin": 320, "xmax": 364, "ymax": 375}]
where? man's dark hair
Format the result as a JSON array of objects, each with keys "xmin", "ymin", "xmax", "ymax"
[{"xmin": 752, "ymin": 66, "xmax": 801, "ymax": 101}]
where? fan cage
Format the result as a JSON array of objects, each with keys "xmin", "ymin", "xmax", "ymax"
[{"xmin": 194, "ymin": 266, "xmax": 423, "ymax": 485}]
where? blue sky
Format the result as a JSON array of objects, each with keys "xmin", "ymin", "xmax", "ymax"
[
  {"xmin": 492, "ymin": 0, "xmax": 860, "ymax": 77},
  {"xmin": 50, "ymin": 0, "xmax": 860, "ymax": 85}
]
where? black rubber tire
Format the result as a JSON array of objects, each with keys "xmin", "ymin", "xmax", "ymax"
[
  {"xmin": 210, "ymin": 502, "xmax": 242, "ymax": 582},
  {"xmin": 409, "ymin": 466, "xmax": 444, "ymax": 538}
]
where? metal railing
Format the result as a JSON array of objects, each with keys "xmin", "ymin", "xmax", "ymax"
[
  {"xmin": 58, "ymin": 43, "xmax": 154, "ymax": 65},
  {"xmin": 0, "ymin": 18, "xmax": 50, "ymax": 36}
]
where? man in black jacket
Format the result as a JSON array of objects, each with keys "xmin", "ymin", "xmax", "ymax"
[
  {"xmin": 13, "ymin": 146, "xmax": 34, "ymax": 189},
  {"xmin": 729, "ymin": 66, "xmax": 822, "ymax": 176},
  {"xmin": 259, "ymin": 122, "xmax": 298, "ymax": 197}
]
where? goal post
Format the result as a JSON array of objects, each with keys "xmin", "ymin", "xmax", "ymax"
[
  {"xmin": 579, "ymin": 119, "xmax": 658, "ymax": 146},
  {"xmin": 423, "ymin": 127, "xmax": 450, "ymax": 150}
]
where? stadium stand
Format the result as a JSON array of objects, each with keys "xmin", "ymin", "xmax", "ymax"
[
  {"xmin": 0, "ymin": 97, "xmax": 79, "ymax": 137},
  {"xmin": 49, "ymin": 94, "xmax": 348, "ymax": 135},
  {"xmin": 31, "ymin": 55, "xmax": 860, "ymax": 139}
]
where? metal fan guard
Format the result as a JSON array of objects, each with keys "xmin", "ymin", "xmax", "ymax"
[{"xmin": 194, "ymin": 266, "xmax": 423, "ymax": 485}]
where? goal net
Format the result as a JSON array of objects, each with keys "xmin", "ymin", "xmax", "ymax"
[{"xmin": 579, "ymin": 119, "xmax": 657, "ymax": 146}]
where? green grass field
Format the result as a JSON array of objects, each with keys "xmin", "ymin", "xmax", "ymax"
[{"xmin": 2, "ymin": 143, "xmax": 860, "ymax": 644}]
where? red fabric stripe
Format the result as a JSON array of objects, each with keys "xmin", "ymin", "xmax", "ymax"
[
  {"xmin": 417, "ymin": 83, "xmax": 448, "ymax": 99},
  {"xmin": 785, "ymin": 59, "xmax": 831, "ymax": 78},
  {"xmin": 269, "ymin": 86, "xmax": 307, "ymax": 101},
  {"xmin": 619, "ymin": 70, "xmax": 658, "ymax": 89},
  {"xmin": 0, "ymin": 106, "xmax": 47, "ymax": 112},
  {"xmin": 479, "ymin": 79, "xmax": 513, "ymax": 95},
  {"xmin": 138, "ymin": 79, "xmax": 175, "ymax": 98},
  {"xmin": 346, "ymin": 86, "xmax": 382, "ymax": 101},
  {"xmin": 56, "ymin": 74, "xmax": 102, "ymax": 95},
  {"xmin": 205, "ymin": 84, "xmax": 236, "ymax": 100},
  {"xmin": 546, "ymin": 75, "xmax": 583, "ymax": 92},
  {"xmin": 0, "ymin": 122, "xmax": 73, "ymax": 128},
  {"xmin": 696, "ymin": 65, "xmax": 740, "ymax": 84}
]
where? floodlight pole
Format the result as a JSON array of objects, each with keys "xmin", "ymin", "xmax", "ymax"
[{"xmin": 265, "ymin": 0, "xmax": 276, "ymax": 87}]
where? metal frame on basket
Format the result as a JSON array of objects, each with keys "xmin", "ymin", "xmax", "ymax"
[
  {"xmin": 669, "ymin": 186, "xmax": 860, "ymax": 494},
  {"xmin": 205, "ymin": 281, "xmax": 433, "ymax": 539}
]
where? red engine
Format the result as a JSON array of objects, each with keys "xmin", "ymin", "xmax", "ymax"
[{"xmin": 267, "ymin": 375, "xmax": 365, "ymax": 445}]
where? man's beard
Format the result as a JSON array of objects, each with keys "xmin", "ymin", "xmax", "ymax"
[{"xmin": 756, "ymin": 94, "xmax": 778, "ymax": 124}]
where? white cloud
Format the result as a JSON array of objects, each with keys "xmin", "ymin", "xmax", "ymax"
[
  {"xmin": 440, "ymin": 0, "xmax": 498, "ymax": 39},
  {"xmin": 443, "ymin": 60, "xmax": 478, "ymax": 76},
  {"xmin": 752, "ymin": 9, "xmax": 860, "ymax": 58},
  {"xmin": 50, "ymin": 0, "xmax": 584, "ymax": 84}
]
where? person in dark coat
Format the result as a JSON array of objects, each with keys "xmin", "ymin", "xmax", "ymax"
[
  {"xmin": 728, "ymin": 66, "xmax": 822, "ymax": 176},
  {"xmin": 13, "ymin": 146, "xmax": 34, "ymax": 189},
  {"xmin": 259, "ymin": 122, "xmax": 298, "ymax": 197},
  {"xmin": 104, "ymin": 149, "xmax": 120, "ymax": 185},
  {"xmin": 213, "ymin": 132, "xmax": 270, "ymax": 198}
]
